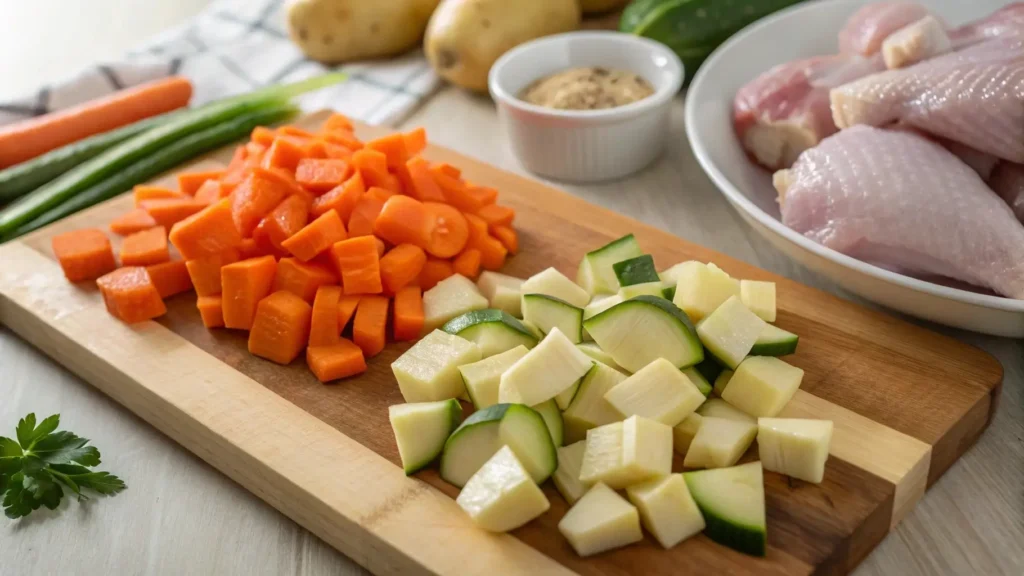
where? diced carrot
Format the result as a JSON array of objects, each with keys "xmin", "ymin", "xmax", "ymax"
[
  {"xmin": 281, "ymin": 210, "xmax": 347, "ymax": 262},
  {"xmin": 322, "ymin": 130, "xmax": 362, "ymax": 151},
  {"xmin": 307, "ymin": 339, "xmax": 367, "ymax": 382},
  {"xmin": 237, "ymin": 237, "xmax": 261, "ymax": 259},
  {"xmin": 273, "ymin": 257, "xmax": 338, "ymax": 303},
  {"xmin": 435, "ymin": 162, "xmax": 461, "ymax": 179},
  {"xmin": 330, "ymin": 236, "xmax": 382, "ymax": 295},
  {"xmin": 220, "ymin": 146, "xmax": 250, "ymax": 192},
  {"xmin": 221, "ymin": 256, "xmax": 278, "ymax": 330},
  {"xmin": 373, "ymin": 195, "xmax": 434, "ymax": 248},
  {"xmin": 477, "ymin": 204, "xmax": 515, "ymax": 227},
  {"xmin": 352, "ymin": 295, "xmax": 388, "ymax": 357},
  {"xmin": 133, "ymin": 185, "xmax": 182, "ymax": 207},
  {"xmin": 120, "ymin": 225, "xmax": 170, "ymax": 267},
  {"xmin": 393, "ymin": 285, "xmax": 424, "ymax": 341},
  {"xmin": 379, "ymin": 243, "xmax": 427, "ymax": 294},
  {"xmin": 140, "ymin": 197, "xmax": 207, "ymax": 228},
  {"xmin": 309, "ymin": 285, "xmax": 342, "ymax": 347},
  {"xmin": 303, "ymin": 140, "xmax": 328, "ymax": 159},
  {"xmin": 245, "ymin": 142, "xmax": 267, "ymax": 161},
  {"xmin": 465, "ymin": 212, "xmax": 507, "ymax": 270},
  {"xmin": 402, "ymin": 127, "xmax": 427, "ymax": 156},
  {"xmin": 261, "ymin": 137, "xmax": 306, "ymax": 173},
  {"xmin": 428, "ymin": 167, "xmax": 490, "ymax": 213},
  {"xmin": 193, "ymin": 179, "xmax": 222, "ymax": 205},
  {"xmin": 351, "ymin": 148, "xmax": 388, "ymax": 175},
  {"xmin": 312, "ymin": 172, "xmax": 365, "ymax": 220},
  {"xmin": 366, "ymin": 186, "xmax": 396, "ymax": 202},
  {"xmin": 491, "ymin": 225, "xmax": 519, "ymax": 255},
  {"xmin": 146, "ymin": 259, "xmax": 192, "ymax": 299},
  {"xmin": 404, "ymin": 157, "xmax": 446, "ymax": 202},
  {"xmin": 295, "ymin": 158, "xmax": 351, "ymax": 193},
  {"xmin": 185, "ymin": 248, "xmax": 240, "ymax": 296},
  {"xmin": 453, "ymin": 248, "xmax": 481, "ymax": 279},
  {"xmin": 324, "ymin": 113, "xmax": 354, "ymax": 133},
  {"xmin": 322, "ymin": 142, "xmax": 354, "ymax": 161},
  {"xmin": 250, "ymin": 219, "xmax": 288, "ymax": 259},
  {"xmin": 262, "ymin": 195, "xmax": 309, "ymax": 252},
  {"xmin": 248, "ymin": 291, "xmax": 313, "ymax": 365},
  {"xmin": 418, "ymin": 258, "xmax": 454, "ymax": 290},
  {"xmin": 466, "ymin": 182, "xmax": 498, "ymax": 206},
  {"xmin": 251, "ymin": 126, "xmax": 277, "ymax": 146},
  {"xmin": 365, "ymin": 133, "xmax": 410, "ymax": 169},
  {"xmin": 178, "ymin": 170, "xmax": 225, "ymax": 196},
  {"xmin": 230, "ymin": 170, "xmax": 293, "ymax": 236},
  {"xmin": 393, "ymin": 164, "xmax": 415, "ymax": 198},
  {"xmin": 423, "ymin": 202, "xmax": 469, "ymax": 259},
  {"xmin": 374, "ymin": 237, "xmax": 386, "ymax": 257},
  {"xmin": 279, "ymin": 125, "xmax": 317, "ymax": 141},
  {"xmin": 347, "ymin": 194, "xmax": 386, "ymax": 238},
  {"xmin": 196, "ymin": 295, "xmax": 224, "ymax": 328},
  {"xmin": 169, "ymin": 198, "xmax": 243, "ymax": 260},
  {"xmin": 52, "ymin": 228, "xmax": 117, "ymax": 282},
  {"xmin": 337, "ymin": 295, "xmax": 360, "ymax": 332},
  {"xmin": 110, "ymin": 208, "xmax": 158, "ymax": 236},
  {"xmin": 96, "ymin": 267, "xmax": 167, "ymax": 323},
  {"xmin": 254, "ymin": 165, "xmax": 305, "ymax": 197}
]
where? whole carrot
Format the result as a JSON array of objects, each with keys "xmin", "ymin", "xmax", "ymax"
[{"xmin": 0, "ymin": 76, "xmax": 193, "ymax": 169}]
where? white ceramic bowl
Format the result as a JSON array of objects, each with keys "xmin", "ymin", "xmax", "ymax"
[
  {"xmin": 686, "ymin": 0, "xmax": 1024, "ymax": 338},
  {"xmin": 489, "ymin": 31, "xmax": 683, "ymax": 183}
]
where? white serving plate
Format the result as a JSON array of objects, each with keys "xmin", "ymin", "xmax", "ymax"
[{"xmin": 685, "ymin": 0, "xmax": 1024, "ymax": 338}]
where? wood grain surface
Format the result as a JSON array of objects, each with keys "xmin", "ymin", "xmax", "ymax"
[{"xmin": 0, "ymin": 110, "xmax": 1005, "ymax": 575}]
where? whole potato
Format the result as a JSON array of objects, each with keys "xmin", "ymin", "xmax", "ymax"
[
  {"xmin": 287, "ymin": 0, "xmax": 441, "ymax": 64},
  {"xmin": 580, "ymin": 0, "xmax": 630, "ymax": 14},
  {"xmin": 425, "ymin": 0, "xmax": 581, "ymax": 92}
]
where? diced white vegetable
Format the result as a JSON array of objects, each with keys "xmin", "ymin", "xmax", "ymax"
[
  {"xmin": 671, "ymin": 261, "xmax": 740, "ymax": 322},
  {"xmin": 684, "ymin": 462, "xmax": 766, "ymax": 556},
  {"xmin": 392, "ymin": 330, "xmax": 482, "ymax": 402},
  {"xmin": 682, "ymin": 417, "xmax": 757, "ymax": 469},
  {"xmin": 577, "ymin": 234, "xmax": 644, "ymax": 295},
  {"xmin": 713, "ymin": 369, "xmax": 734, "ymax": 397},
  {"xmin": 626, "ymin": 474, "xmax": 706, "ymax": 549},
  {"xmin": 558, "ymin": 483, "xmax": 643, "ymax": 557},
  {"xmin": 564, "ymin": 362, "xmax": 627, "ymax": 444},
  {"xmin": 603, "ymin": 358, "xmax": 705, "ymax": 426},
  {"xmin": 618, "ymin": 281, "xmax": 666, "ymax": 300},
  {"xmin": 389, "ymin": 399, "xmax": 462, "ymax": 474},
  {"xmin": 576, "ymin": 342, "xmax": 625, "ymax": 372},
  {"xmin": 721, "ymin": 356, "xmax": 804, "ymax": 418},
  {"xmin": 553, "ymin": 441, "xmax": 593, "ymax": 505},
  {"xmin": 696, "ymin": 398, "xmax": 755, "ymax": 423},
  {"xmin": 499, "ymin": 328, "xmax": 593, "ymax": 406},
  {"xmin": 422, "ymin": 274, "xmax": 489, "ymax": 333},
  {"xmin": 533, "ymin": 399, "xmax": 563, "ymax": 447},
  {"xmin": 522, "ymin": 294, "xmax": 583, "ymax": 343},
  {"xmin": 521, "ymin": 267, "xmax": 591, "ymax": 308},
  {"xmin": 477, "ymin": 271, "xmax": 525, "ymax": 317},
  {"xmin": 554, "ymin": 378, "xmax": 580, "ymax": 410},
  {"xmin": 456, "ymin": 446, "xmax": 550, "ymax": 532},
  {"xmin": 579, "ymin": 416, "xmax": 672, "ymax": 489},
  {"xmin": 458, "ymin": 345, "xmax": 530, "ymax": 409},
  {"xmin": 672, "ymin": 413, "xmax": 703, "ymax": 455},
  {"xmin": 757, "ymin": 418, "xmax": 833, "ymax": 483},
  {"xmin": 740, "ymin": 280, "xmax": 776, "ymax": 322},
  {"xmin": 697, "ymin": 296, "xmax": 766, "ymax": 369},
  {"xmin": 440, "ymin": 404, "xmax": 556, "ymax": 487}
]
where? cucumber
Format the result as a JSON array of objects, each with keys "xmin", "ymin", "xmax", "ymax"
[
  {"xmin": 671, "ymin": 261, "xmax": 740, "ymax": 323},
  {"xmin": 757, "ymin": 418, "xmax": 833, "ymax": 484},
  {"xmin": 391, "ymin": 330, "xmax": 482, "ymax": 403},
  {"xmin": 522, "ymin": 294, "xmax": 584, "ymax": 343},
  {"xmin": 576, "ymin": 342, "xmax": 625, "ymax": 373},
  {"xmin": 442, "ymin": 309, "xmax": 538, "ymax": 358},
  {"xmin": 564, "ymin": 362, "xmax": 627, "ymax": 444},
  {"xmin": 558, "ymin": 483, "xmax": 643, "ymax": 557},
  {"xmin": 612, "ymin": 255, "xmax": 659, "ymax": 287},
  {"xmin": 682, "ymin": 416, "xmax": 757, "ymax": 469},
  {"xmin": 577, "ymin": 234, "xmax": 644, "ymax": 295},
  {"xmin": 388, "ymin": 399, "xmax": 462, "ymax": 474},
  {"xmin": 713, "ymin": 370, "xmax": 734, "ymax": 397},
  {"xmin": 499, "ymin": 328, "xmax": 594, "ymax": 406},
  {"xmin": 618, "ymin": 281, "xmax": 667, "ymax": 300},
  {"xmin": 533, "ymin": 399, "xmax": 564, "ymax": 447},
  {"xmin": 521, "ymin": 267, "xmax": 591, "ymax": 309},
  {"xmin": 740, "ymin": 280, "xmax": 777, "ymax": 322},
  {"xmin": 626, "ymin": 474, "xmax": 705, "ymax": 549},
  {"xmin": 458, "ymin": 345, "xmax": 531, "ymax": 409},
  {"xmin": 440, "ymin": 403, "xmax": 556, "ymax": 487},
  {"xmin": 584, "ymin": 295, "xmax": 703, "ymax": 373},
  {"xmin": 683, "ymin": 462, "xmax": 767, "ymax": 557},
  {"xmin": 721, "ymin": 356, "xmax": 803, "ymax": 418},
  {"xmin": 553, "ymin": 441, "xmax": 592, "ymax": 505},
  {"xmin": 456, "ymin": 445, "xmax": 550, "ymax": 532},
  {"xmin": 476, "ymin": 271, "xmax": 525, "ymax": 317},
  {"xmin": 603, "ymin": 358, "xmax": 706, "ymax": 426},
  {"xmin": 423, "ymin": 274, "xmax": 489, "ymax": 333},
  {"xmin": 682, "ymin": 367, "xmax": 712, "ymax": 396},
  {"xmin": 750, "ymin": 324, "xmax": 799, "ymax": 357},
  {"xmin": 696, "ymin": 296, "xmax": 766, "ymax": 369},
  {"xmin": 697, "ymin": 398, "xmax": 754, "ymax": 423},
  {"xmin": 695, "ymin": 356, "xmax": 724, "ymax": 383}
]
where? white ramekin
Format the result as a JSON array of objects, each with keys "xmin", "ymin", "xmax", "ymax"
[{"xmin": 488, "ymin": 31, "xmax": 684, "ymax": 183}]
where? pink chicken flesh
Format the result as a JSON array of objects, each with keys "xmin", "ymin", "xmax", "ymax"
[
  {"xmin": 950, "ymin": 2, "xmax": 1024, "ymax": 47},
  {"xmin": 838, "ymin": 1, "xmax": 932, "ymax": 56},
  {"xmin": 989, "ymin": 162, "xmax": 1024, "ymax": 224},
  {"xmin": 775, "ymin": 126, "xmax": 1024, "ymax": 299}
]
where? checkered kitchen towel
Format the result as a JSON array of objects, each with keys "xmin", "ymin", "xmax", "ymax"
[{"xmin": 0, "ymin": 0, "xmax": 441, "ymax": 128}]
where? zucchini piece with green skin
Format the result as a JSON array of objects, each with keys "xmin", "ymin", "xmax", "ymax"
[
  {"xmin": 576, "ymin": 342, "xmax": 625, "ymax": 373},
  {"xmin": 388, "ymin": 399, "xmax": 462, "ymax": 474},
  {"xmin": 4, "ymin": 104, "xmax": 299, "ymax": 240},
  {"xmin": 554, "ymin": 378, "xmax": 581, "ymax": 410},
  {"xmin": 458, "ymin": 345, "xmax": 530, "ymax": 410},
  {"xmin": 713, "ymin": 370, "xmax": 734, "ymax": 397},
  {"xmin": 521, "ymin": 267, "xmax": 590, "ymax": 309},
  {"xmin": 522, "ymin": 294, "xmax": 584, "ymax": 343},
  {"xmin": 618, "ymin": 281, "xmax": 667, "ymax": 300},
  {"xmin": 682, "ymin": 367, "xmax": 712, "ymax": 396},
  {"xmin": 440, "ymin": 403, "xmax": 556, "ymax": 487},
  {"xmin": 441, "ymin": 309, "xmax": 537, "ymax": 358},
  {"xmin": 695, "ymin": 355, "xmax": 724, "ymax": 383},
  {"xmin": 583, "ymin": 295, "xmax": 704, "ymax": 373},
  {"xmin": 697, "ymin": 295, "xmax": 766, "ymax": 369},
  {"xmin": 683, "ymin": 462, "xmax": 767, "ymax": 556},
  {"xmin": 456, "ymin": 445, "xmax": 550, "ymax": 532},
  {"xmin": 532, "ymin": 399, "xmax": 564, "ymax": 447},
  {"xmin": 577, "ymin": 234, "xmax": 644, "ymax": 295},
  {"xmin": 750, "ymin": 324, "xmax": 799, "ymax": 357},
  {"xmin": 612, "ymin": 254, "xmax": 659, "ymax": 287}
]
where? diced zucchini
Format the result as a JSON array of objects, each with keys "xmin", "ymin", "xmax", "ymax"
[
  {"xmin": 423, "ymin": 274, "xmax": 489, "ymax": 333},
  {"xmin": 521, "ymin": 267, "xmax": 591, "ymax": 308},
  {"xmin": 553, "ymin": 441, "xmax": 592, "ymax": 505},
  {"xmin": 392, "ymin": 330, "xmax": 482, "ymax": 403},
  {"xmin": 522, "ymin": 294, "xmax": 584, "ymax": 343},
  {"xmin": 682, "ymin": 417, "xmax": 757, "ymax": 469},
  {"xmin": 577, "ymin": 234, "xmax": 644, "ymax": 295},
  {"xmin": 579, "ymin": 416, "xmax": 672, "ymax": 489},
  {"xmin": 499, "ymin": 328, "xmax": 593, "ymax": 406},
  {"xmin": 721, "ymin": 356, "xmax": 804, "ymax": 418},
  {"xmin": 554, "ymin": 378, "xmax": 581, "ymax": 410},
  {"xmin": 697, "ymin": 296, "xmax": 766, "ymax": 369},
  {"xmin": 612, "ymin": 254, "xmax": 659, "ymax": 287},
  {"xmin": 440, "ymin": 403, "xmax": 556, "ymax": 487},
  {"xmin": 706, "ymin": 262, "xmax": 732, "ymax": 278},
  {"xmin": 458, "ymin": 345, "xmax": 530, "ymax": 409},
  {"xmin": 626, "ymin": 474, "xmax": 705, "ymax": 549},
  {"xmin": 662, "ymin": 284, "xmax": 676, "ymax": 301},
  {"xmin": 618, "ymin": 281, "xmax": 667, "ymax": 300},
  {"xmin": 584, "ymin": 296, "xmax": 704, "ymax": 373},
  {"xmin": 697, "ymin": 398, "xmax": 754, "ymax": 423},
  {"xmin": 740, "ymin": 280, "xmax": 777, "ymax": 322},
  {"xmin": 389, "ymin": 399, "xmax": 462, "ymax": 474},
  {"xmin": 603, "ymin": 358, "xmax": 706, "ymax": 426},
  {"xmin": 559, "ymin": 483, "xmax": 643, "ymax": 557},
  {"xmin": 671, "ymin": 261, "xmax": 740, "ymax": 322},
  {"xmin": 682, "ymin": 367, "xmax": 712, "ymax": 396},
  {"xmin": 757, "ymin": 418, "xmax": 833, "ymax": 483},
  {"xmin": 695, "ymin": 355, "xmax": 724, "ymax": 383},
  {"xmin": 520, "ymin": 319, "xmax": 544, "ymax": 339},
  {"xmin": 442, "ymin": 308, "xmax": 538, "ymax": 358},
  {"xmin": 582, "ymin": 294, "xmax": 623, "ymax": 342},
  {"xmin": 456, "ymin": 445, "xmax": 550, "ymax": 532},
  {"xmin": 576, "ymin": 342, "xmax": 625, "ymax": 372},
  {"xmin": 533, "ymin": 399, "xmax": 564, "ymax": 447},
  {"xmin": 477, "ymin": 271, "xmax": 525, "ymax": 317},
  {"xmin": 684, "ymin": 462, "xmax": 766, "ymax": 557},
  {"xmin": 672, "ymin": 413, "xmax": 703, "ymax": 455},
  {"xmin": 564, "ymin": 362, "xmax": 627, "ymax": 444},
  {"xmin": 751, "ymin": 324, "xmax": 799, "ymax": 357},
  {"xmin": 658, "ymin": 260, "xmax": 696, "ymax": 285},
  {"xmin": 713, "ymin": 370, "xmax": 734, "ymax": 397}
]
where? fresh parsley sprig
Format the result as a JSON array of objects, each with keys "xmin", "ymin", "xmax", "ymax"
[{"xmin": 0, "ymin": 413, "xmax": 125, "ymax": 519}]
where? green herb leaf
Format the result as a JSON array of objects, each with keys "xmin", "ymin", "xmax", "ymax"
[
  {"xmin": 0, "ymin": 437, "xmax": 21, "ymax": 458},
  {"xmin": 15, "ymin": 414, "xmax": 36, "ymax": 448},
  {"xmin": 3, "ymin": 476, "xmax": 36, "ymax": 519},
  {"xmin": 31, "ymin": 431, "xmax": 100, "ymax": 466},
  {"xmin": 71, "ymin": 472, "xmax": 126, "ymax": 496}
]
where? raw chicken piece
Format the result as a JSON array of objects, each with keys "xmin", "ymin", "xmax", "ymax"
[
  {"xmin": 733, "ymin": 55, "xmax": 883, "ymax": 170},
  {"xmin": 950, "ymin": 2, "xmax": 1024, "ymax": 47},
  {"xmin": 941, "ymin": 140, "xmax": 999, "ymax": 181},
  {"xmin": 989, "ymin": 162, "xmax": 1024, "ymax": 223},
  {"xmin": 831, "ymin": 35, "xmax": 1024, "ymax": 163},
  {"xmin": 775, "ymin": 126, "xmax": 1024, "ymax": 299},
  {"xmin": 838, "ymin": 2, "xmax": 932, "ymax": 56},
  {"xmin": 881, "ymin": 15, "xmax": 951, "ymax": 69}
]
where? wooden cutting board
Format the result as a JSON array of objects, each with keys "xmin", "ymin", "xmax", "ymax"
[{"xmin": 0, "ymin": 111, "xmax": 1003, "ymax": 576}]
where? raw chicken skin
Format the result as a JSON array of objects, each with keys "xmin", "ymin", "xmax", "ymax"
[
  {"xmin": 831, "ymin": 35, "xmax": 1024, "ymax": 163},
  {"xmin": 989, "ymin": 162, "xmax": 1024, "ymax": 223},
  {"xmin": 950, "ymin": 2, "xmax": 1024, "ymax": 47},
  {"xmin": 775, "ymin": 126, "xmax": 1024, "ymax": 299},
  {"xmin": 838, "ymin": 2, "xmax": 932, "ymax": 56},
  {"xmin": 881, "ymin": 15, "xmax": 951, "ymax": 69}
]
